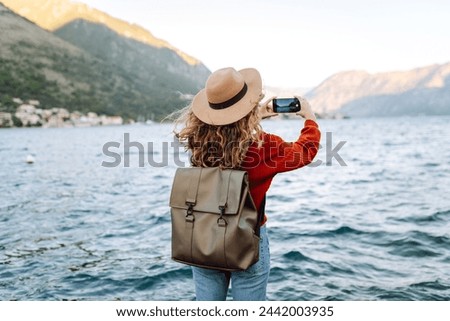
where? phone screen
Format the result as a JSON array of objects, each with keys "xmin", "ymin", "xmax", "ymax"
[{"xmin": 272, "ymin": 98, "xmax": 301, "ymax": 113}]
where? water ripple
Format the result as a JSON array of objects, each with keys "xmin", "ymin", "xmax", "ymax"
[{"xmin": 1, "ymin": 117, "xmax": 450, "ymax": 300}]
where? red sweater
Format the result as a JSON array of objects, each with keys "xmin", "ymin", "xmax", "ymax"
[{"xmin": 240, "ymin": 119, "xmax": 321, "ymax": 225}]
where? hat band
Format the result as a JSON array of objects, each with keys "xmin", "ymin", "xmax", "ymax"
[{"xmin": 208, "ymin": 83, "xmax": 248, "ymax": 110}]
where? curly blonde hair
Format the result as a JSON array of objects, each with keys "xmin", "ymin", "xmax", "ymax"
[{"xmin": 174, "ymin": 102, "xmax": 264, "ymax": 169}]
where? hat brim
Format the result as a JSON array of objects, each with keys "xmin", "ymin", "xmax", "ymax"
[{"xmin": 191, "ymin": 68, "xmax": 262, "ymax": 125}]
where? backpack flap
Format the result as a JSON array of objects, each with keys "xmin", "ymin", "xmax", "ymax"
[{"xmin": 169, "ymin": 167, "xmax": 247, "ymax": 215}]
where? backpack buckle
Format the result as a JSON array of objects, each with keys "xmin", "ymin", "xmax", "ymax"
[
  {"xmin": 217, "ymin": 205, "xmax": 227, "ymax": 227},
  {"xmin": 185, "ymin": 202, "xmax": 195, "ymax": 222}
]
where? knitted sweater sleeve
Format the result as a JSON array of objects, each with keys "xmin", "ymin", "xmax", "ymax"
[{"xmin": 264, "ymin": 119, "xmax": 321, "ymax": 174}]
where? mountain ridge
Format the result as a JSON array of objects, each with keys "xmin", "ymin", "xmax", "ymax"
[
  {"xmin": 306, "ymin": 62, "xmax": 450, "ymax": 117},
  {"xmin": 2, "ymin": 0, "xmax": 449, "ymax": 121},
  {"xmin": 0, "ymin": 3, "xmax": 206, "ymax": 121},
  {"xmin": 1, "ymin": 0, "xmax": 200, "ymax": 66},
  {"xmin": 53, "ymin": 18, "xmax": 210, "ymax": 92}
]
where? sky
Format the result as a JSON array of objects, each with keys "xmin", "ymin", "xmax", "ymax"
[{"xmin": 76, "ymin": 0, "xmax": 450, "ymax": 88}]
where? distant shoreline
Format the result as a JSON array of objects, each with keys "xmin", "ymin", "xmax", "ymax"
[{"xmin": 0, "ymin": 98, "xmax": 127, "ymax": 128}]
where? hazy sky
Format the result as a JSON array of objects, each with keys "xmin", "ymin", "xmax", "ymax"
[{"xmin": 77, "ymin": 0, "xmax": 450, "ymax": 88}]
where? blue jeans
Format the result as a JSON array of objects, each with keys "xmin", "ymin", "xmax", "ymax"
[{"xmin": 192, "ymin": 225, "xmax": 270, "ymax": 301}]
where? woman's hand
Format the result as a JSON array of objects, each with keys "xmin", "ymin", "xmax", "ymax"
[
  {"xmin": 295, "ymin": 96, "xmax": 316, "ymax": 121},
  {"xmin": 259, "ymin": 96, "xmax": 278, "ymax": 119}
]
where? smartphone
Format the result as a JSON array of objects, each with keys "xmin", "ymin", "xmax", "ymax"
[{"xmin": 272, "ymin": 98, "xmax": 301, "ymax": 113}]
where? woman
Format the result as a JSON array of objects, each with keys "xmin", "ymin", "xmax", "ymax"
[{"xmin": 175, "ymin": 67, "xmax": 321, "ymax": 300}]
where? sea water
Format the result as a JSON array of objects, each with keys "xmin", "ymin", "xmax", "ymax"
[{"xmin": 1, "ymin": 116, "xmax": 449, "ymax": 300}]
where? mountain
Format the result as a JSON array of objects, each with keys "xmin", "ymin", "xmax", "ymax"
[
  {"xmin": 0, "ymin": 0, "xmax": 210, "ymax": 121},
  {"xmin": 1, "ymin": 0, "xmax": 201, "ymax": 66},
  {"xmin": 306, "ymin": 63, "xmax": 450, "ymax": 117},
  {"xmin": 53, "ymin": 19, "xmax": 209, "ymax": 94},
  {"xmin": 0, "ymin": 3, "xmax": 137, "ymax": 118}
]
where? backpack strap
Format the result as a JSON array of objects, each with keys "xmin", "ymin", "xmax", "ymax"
[
  {"xmin": 185, "ymin": 167, "xmax": 202, "ymax": 206},
  {"xmin": 255, "ymin": 194, "xmax": 266, "ymax": 237},
  {"xmin": 217, "ymin": 170, "xmax": 232, "ymax": 227},
  {"xmin": 259, "ymin": 194, "xmax": 266, "ymax": 222},
  {"xmin": 218, "ymin": 170, "xmax": 232, "ymax": 209}
]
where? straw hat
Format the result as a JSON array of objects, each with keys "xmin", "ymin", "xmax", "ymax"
[{"xmin": 191, "ymin": 67, "xmax": 262, "ymax": 125}]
